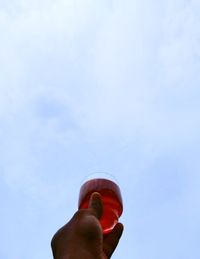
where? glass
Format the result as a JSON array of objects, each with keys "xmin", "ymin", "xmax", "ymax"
[{"xmin": 78, "ymin": 173, "xmax": 123, "ymax": 234}]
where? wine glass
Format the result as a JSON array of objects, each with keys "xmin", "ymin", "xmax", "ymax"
[{"xmin": 78, "ymin": 172, "xmax": 123, "ymax": 234}]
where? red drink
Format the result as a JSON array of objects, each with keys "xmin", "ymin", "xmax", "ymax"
[{"xmin": 78, "ymin": 178, "xmax": 123, "ymax": 234}]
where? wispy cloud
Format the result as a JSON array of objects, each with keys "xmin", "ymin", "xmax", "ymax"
[
  {"xmin": 0, "ymin": 1, "xmax": 200, "ymax": 258},
  {"xmin": 1, "ymin": 0, "xmax": 200, "ymax": 186}
]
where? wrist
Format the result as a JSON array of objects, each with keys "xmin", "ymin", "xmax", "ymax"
[{"xmin": 54, "ymin": 248, "xmax": 102, "ymax": 259}]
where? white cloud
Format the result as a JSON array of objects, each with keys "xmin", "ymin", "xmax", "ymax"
[
  {"xmin": 0, "ymin": 0, "xmax": 200, "ymax": 206},
  {"xmin": 0, "ymin": 0, "xmax": 107, "ymax": 189},
  {"xmin": 68, "ymin": 0, "xmax": 200, "ymax": 147},
  {"xmin": 1, "ymin": 1, "xmax": 200, "ymax": 259}
]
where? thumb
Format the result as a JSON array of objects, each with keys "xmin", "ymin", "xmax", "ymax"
[{"xmin": 88, "ymin": 192, "xmax": 103, "ymax": 220}]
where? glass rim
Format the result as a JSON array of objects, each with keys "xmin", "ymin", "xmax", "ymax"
[{"xmin": 80, "ymin": 172, "xmax": 118, "ymax": 185}]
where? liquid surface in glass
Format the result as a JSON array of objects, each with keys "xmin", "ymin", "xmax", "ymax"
[{"xmin": 78, "ymin": 178, "xmax": 123, "ymax": 234}]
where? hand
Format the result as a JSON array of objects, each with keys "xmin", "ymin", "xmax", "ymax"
[{"xmin": 51, "ymin": 192, "xmax": 124, "ymax": 259}]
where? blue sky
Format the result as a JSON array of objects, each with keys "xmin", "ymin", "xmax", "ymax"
[{"xmin": 0, "ymin": 0, "xmax": 200, "ymax": 258}]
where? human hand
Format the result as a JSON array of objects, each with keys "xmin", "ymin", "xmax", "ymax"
[{"xmin": 51, "ymin": 192, "xmax": 124, "ymax": 259}]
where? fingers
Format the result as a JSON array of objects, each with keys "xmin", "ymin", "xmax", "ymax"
[
  {"xmin": 103, "ymin": 223, "xmax": 124, "ymax": 258},
  {"xmin": 88, "ymin": 192, "xmax": 103, "ymax": 220}
]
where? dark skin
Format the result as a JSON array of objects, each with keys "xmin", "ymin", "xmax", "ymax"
[{"xmin": 51, "ymin": 192, "xmax": 124, "ymax": 259}]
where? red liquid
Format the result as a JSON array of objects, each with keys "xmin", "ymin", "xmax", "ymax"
[{"xmin": 78, "ymin": 178, "xmax": 123, "ymax": 234}]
